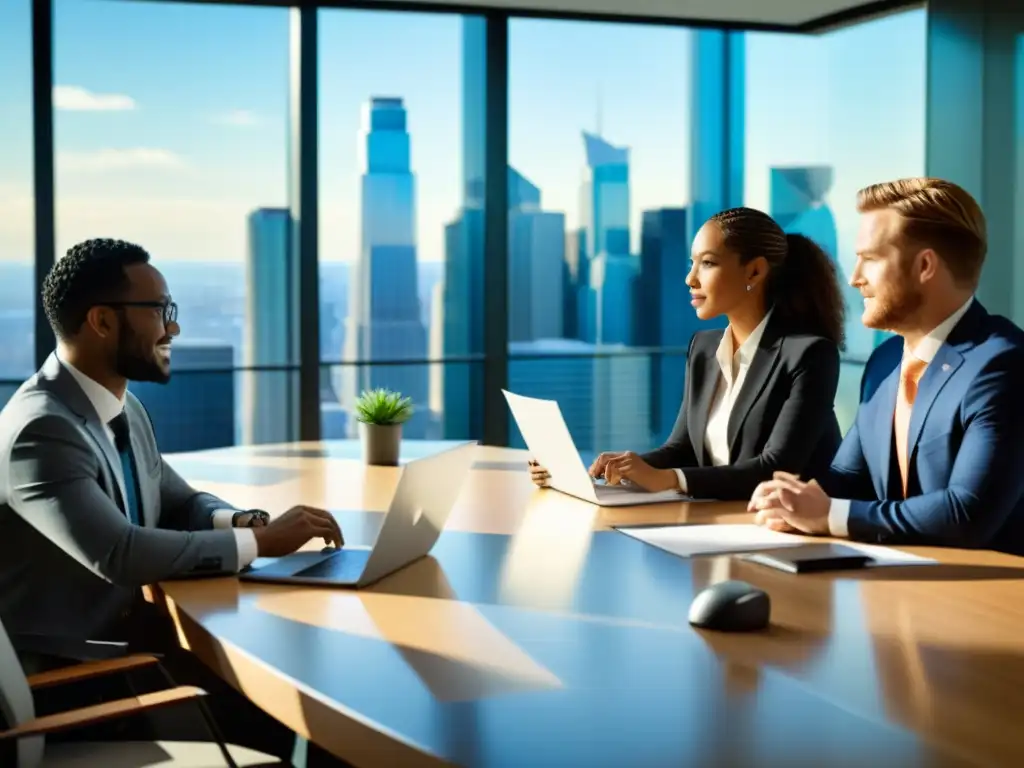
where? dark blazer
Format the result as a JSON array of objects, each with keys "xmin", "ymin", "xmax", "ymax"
[
  {"xmin": 0, "ymin": 353, "xmax": 241, "ymax": 649},
  {"xmin": 641, "ymin": 313, "xmax": 842, "ymax": 500},
  {"xmin": 819, "ymin": 300, "xmax": 1024, "ymax": 555}
]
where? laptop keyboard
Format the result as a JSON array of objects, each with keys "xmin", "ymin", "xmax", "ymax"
[
  {"xmin": 296, "ymin": 549, "xmax": 372, "ymax": 581},
  {"xmin": 594, "ymin": 479, "xmax": 636, "ymax": 492}
]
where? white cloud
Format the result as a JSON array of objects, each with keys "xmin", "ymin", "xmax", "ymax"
[
  {"xmin": 212, "ymin": 110, "xmax": 260, "ymax": 128},
  {"xmin": 53, "ymin": 85, "xmax": 136, "ymax": 112},
  {"xmin": 57, "ymin": 148, "xmax": 188, "ymax": 173}
]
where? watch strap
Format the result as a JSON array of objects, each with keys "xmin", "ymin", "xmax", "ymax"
[{"xmin": 232, "ymin": 509, "xmax": 270, "ymax": 527}]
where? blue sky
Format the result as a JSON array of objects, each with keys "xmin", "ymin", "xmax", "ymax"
[{"xmin": 0, "ymin": 0, "xmax": 926, "ymax": 266}]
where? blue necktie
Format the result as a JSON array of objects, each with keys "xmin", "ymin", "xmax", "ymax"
[{"xmin": 109, "ymin": 413, "xmax": 141, "ymax": 526}]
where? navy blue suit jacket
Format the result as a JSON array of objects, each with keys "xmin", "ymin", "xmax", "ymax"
[{"xmin": 820, "ymin": 300, "xmax": 1024, "ymax": 554}]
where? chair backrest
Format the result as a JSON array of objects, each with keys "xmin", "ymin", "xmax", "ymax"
[{"xmin": 0, "ymin": 615, "xmax": 44, "ymax": 768}]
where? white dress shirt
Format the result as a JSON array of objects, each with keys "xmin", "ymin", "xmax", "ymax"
[
  {"xmin": 828, "ymin": 296, "xmax": 975, "ymax": 536},
  {"xmin": 55, "ymin": 349, "xmax": 258, "ymax": 569},
  {"xmin": 674, "ymin": 310, "xmax": 774, "ymax": 493}
]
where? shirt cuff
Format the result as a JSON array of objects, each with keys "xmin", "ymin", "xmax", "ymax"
[
  {"xmin": 211, "ymin": 509, "xmax": 236, "ymax": 529},
  {"xmin": 233, "ymin": 528, "xmax": 259, "ymax": 570},
  {"xmin": 672, "ymin": 469, "xmax": 688, "ymax": 494},
  {"xmin": 828, "ymin": 498, "xmax": 851, "ymax": 537}
]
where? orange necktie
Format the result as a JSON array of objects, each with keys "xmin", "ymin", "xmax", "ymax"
[{"xmin": 894, "ymin": 355, "xmax": 928, "ymax": 496}]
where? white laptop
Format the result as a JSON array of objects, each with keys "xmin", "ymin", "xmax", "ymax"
[
  {"xmin": 239, "ymin": 441, "xmax": 476, "ymax": 588},
  {"xmin": 503, "ymin": 389, "xmax": 690, "ymax": 507}
]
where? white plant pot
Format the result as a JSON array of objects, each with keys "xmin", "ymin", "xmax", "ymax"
[{"xmin": 359, "ymin": 421, "xmax": 402, "ymax": 466}]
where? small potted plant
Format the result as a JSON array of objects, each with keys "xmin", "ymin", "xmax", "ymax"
[{"xmin": 354, "ymin": 388, "xmax": 413, "ymax": 466}]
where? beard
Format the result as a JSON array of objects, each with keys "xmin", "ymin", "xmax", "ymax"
[
  {"xmin": 114, "ymin": 324, "xmax": 172, "ymax": 384},
  {"xmin": 862, "ymin": 256, "xmax": 925, "ymax": 331},
  {"xmin": 862, "ymin": 281, "xmax": 925, "ymax": 331}
]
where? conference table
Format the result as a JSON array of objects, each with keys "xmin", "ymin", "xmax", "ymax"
[{"xmin": 154, "ymin": 439, "xmax": 1024, "ymax": 767}]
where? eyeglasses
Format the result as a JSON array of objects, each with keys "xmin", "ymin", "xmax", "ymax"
[{"xmin": 103, "ymin": 300, "xmax": 178, "ymax": 326}]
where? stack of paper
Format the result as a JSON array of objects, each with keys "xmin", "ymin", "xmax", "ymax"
[{"xmin": 615, "ymin": 524, "xmax": 936, "ymax": 568}]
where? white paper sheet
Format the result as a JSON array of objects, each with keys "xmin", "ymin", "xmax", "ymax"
[
  {"xmin": 617, "ymin": 524, "xmax": 808, "ymax": 557},
  {"xmin": 503, "ymin": 389, "xmax": 597, "ymax": 501},
  {"xmin": 616, "ymin": 524, "xmax": 937, "ymax": 567}
]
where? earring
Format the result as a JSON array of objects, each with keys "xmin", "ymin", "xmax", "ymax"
[{"xmin": 746, "ymin": 284, "xmax": 752, "ymax": 292}]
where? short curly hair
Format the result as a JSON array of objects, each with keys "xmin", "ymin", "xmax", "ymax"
[{"xmin": 43, "ymin": 238, "xmax": 151, "ymax": 339}]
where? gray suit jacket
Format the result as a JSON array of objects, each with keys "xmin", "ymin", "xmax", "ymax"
[{"xmin": 0, "ymin": 353, "xmax": 240, "ymax": 645}]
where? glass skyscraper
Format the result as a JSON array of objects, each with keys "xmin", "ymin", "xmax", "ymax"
[
  {"xmin": 508, "ymin": 167, "xmax": 566, "ymax": 342},
  {"xmin": 343, "ymin": 97, "xmax": 429, "ymax": 438},
  {"xmin": 580, "ymin": 131, "xmax": 635, "ymax": 346},
  {"xmin": 635, "ymin": 207, "xmax": 705, "ymax": 443},
  {"xmin": 244, "ymin": 207, "xmax": 296, "ymax": 445}
]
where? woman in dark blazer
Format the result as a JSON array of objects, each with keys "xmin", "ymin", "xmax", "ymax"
[{"xmin": 529, "ymin": 206, "xmax": 846, "ymax": 501}]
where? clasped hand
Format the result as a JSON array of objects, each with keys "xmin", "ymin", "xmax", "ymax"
[{"xmin": 748, "ymin": 471, "xmax": 831, "ymax": 535}]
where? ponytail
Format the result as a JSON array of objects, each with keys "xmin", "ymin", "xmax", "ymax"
[
  {"xmin": 708, "ymin": 207, "xmax": 847, "ymax": 350},
  {"xmin": 770, "ymin": 233, "xmax": 846, "ymax": 350}
]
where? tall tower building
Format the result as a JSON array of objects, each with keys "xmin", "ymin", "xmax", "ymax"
[
  {"xmin": 437, "ymin": 17, "xmax": 489, "ymax": 441},
  {"xmin": 635, "ymin": 207, "xmax": 704, "ymax": 444},
  {"xmin": 688, "ymin": 29, "xmax": 745, "ymax": 246},
  {"xmin": 563, "ymin": 227, "xmax": 586, "ymax": 341},
  {"xmin": 343, "ymin": 97, "xmax": 429, "ymax": 438},
  {"xmin": 580, "ymin": 131, "xmax": 636, "ymax": 346},
  {"xmin": 508, "ymin": 167, "xmax": 565, "ymax": 342},
  {"xmin": 440, "ymin": 208, "xmax": 483, "ymax": 440},
  {"xmin": 243, "ymin": 208, "xmax": 296, "ymax": 445}
]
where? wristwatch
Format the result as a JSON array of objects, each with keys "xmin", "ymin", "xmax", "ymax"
[{"xmin": 232, "ymin": 509, "xmax": 271, "ymax": 528}]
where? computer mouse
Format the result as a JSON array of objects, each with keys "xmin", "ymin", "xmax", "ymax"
[{"xmin": 688, "ymin": 580, "xmax": 770, "ymax": 632}]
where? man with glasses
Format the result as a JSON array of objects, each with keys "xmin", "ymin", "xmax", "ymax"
[
  {"xmin": 0, "ymin": 238, "xmax": 347, "ymax": 756},
  {"xmin": 0, "ymin": 238, "xmax": 343, "ymax": 662}
]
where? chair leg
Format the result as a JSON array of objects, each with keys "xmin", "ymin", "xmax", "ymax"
[
  {"xmin": 291, "ymin": 734, "xmax": 308, "ymax": 768},
  {"xmin": 151, "ymin": 660, "xmax": 240, "ymax": 768}
]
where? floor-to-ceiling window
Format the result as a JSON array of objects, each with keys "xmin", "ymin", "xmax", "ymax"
[
  {"xmin": 743, "ymin": 7, "xmax": 927, "ymax": 432},
  {"xmin": 0, "ymin": 0, "xmax": 35, "ymax": 408},
  {"xmin": 1015, "ymin": 31, "xmax": 1024, "ymax": 323},
  {"xmin": 52, "ymin": 0, "xmax": 291, "ymax": 452},
  {"xmin": 14, "ymin": 2, "xmax": 938, "ymax": 452},
  {"xmin": 507, "ymin": 19, "xmax": 695, "ymax": 457},
  {"xmin": 317, "ymin": 10, "xmax": 484, "ymax": 444}
]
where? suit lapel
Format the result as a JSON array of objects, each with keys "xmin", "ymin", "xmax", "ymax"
[
  {"xmin": 904, "ymin": 304, "xmax": 985, "ymax": 471},
  {"xmin": 866, "ymin": 300, "xmax": 984, "ymax": 497},
  {"xmin": 84, "ymin": 420, "xmax": 129, "ymax": 515},
  {"xmin": 41, "ymin": 353, "xmax": 130, "ymax": 515},
  {"xmin": 863, "ymin": 367, "xmax": 900, "ymax": 498},
  {"xmin": 726, "ymin": 325, "xmax": 782, "ymax": 458},
  {"xmin": 688, "ymin": 336, "xmax": 720, "ymax": 466}
]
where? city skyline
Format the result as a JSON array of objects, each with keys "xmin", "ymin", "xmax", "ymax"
[
  {"xmin": 0, "ymin": 2, "xmax": 926, "ymax": 269},
  {"xmin": 0, "ymin": 0, "xmax": 931, "ymax": 452}
]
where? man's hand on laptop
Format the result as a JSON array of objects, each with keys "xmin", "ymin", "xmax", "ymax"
[
  {"xmin": 527, "ymin": 459, "xmax": 550, "ymax": 487},
  {"xmin": 595, "ymin": 452, "xmax": 679, "ymax": 493},
  {"xmin": 252, "ymin": 506, "xmax": 345, "ymax": 557}
]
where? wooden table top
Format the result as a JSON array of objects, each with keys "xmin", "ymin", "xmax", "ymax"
[{"xmin": 155, "ymin": 440, "xmax": 1024, "ymax": 767}]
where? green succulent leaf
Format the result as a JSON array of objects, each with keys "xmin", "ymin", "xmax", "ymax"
[{"xmin": 354, "ymin": 388, "xmax": 414, "ymax": 425}]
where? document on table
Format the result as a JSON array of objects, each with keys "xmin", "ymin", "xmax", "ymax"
[{"xmin": 614, "ymin": 524, "xmax": 937, "ymax": 567}]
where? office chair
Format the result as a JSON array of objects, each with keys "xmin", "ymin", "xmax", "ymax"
[{"xmin": 0, "ymin": 615, "xmax": 281, "ymax": 767}]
